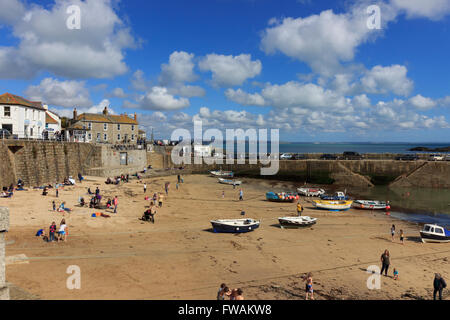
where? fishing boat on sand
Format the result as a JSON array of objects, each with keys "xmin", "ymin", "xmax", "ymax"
[
  {"xmin": 320, "ymin": 191, "xmax": 349, "ymax": 200},
  {"xmin": 278, "ymin": 216, "xmax": 317, "ymax": 229},
  {"xmin": 210, "ymin": 218, "xmax": 260, "ymax": 233},
  {"xmin": 420, "ymin": 224, "xmax": 450, "ymax": 243},
  {"xmin": 218, "ymin": 178, "xmax": 242, "ymax": 186},
  {"xmin": 210, "ymin": 170, "xmax": 234, "ymax": 178},
  {"xmin": 266, "ymin": 192, "xmax": 299, "ymax": 203},
  {"xmin": 313, "ymin": 200, "xmax": 353, "ymax": 211},
  {"xmin": 353, "ymin": 200, "xmax": 388, "ymax": 210},
  {"xmin": 297, "ymin": 187, "xmax": 325, "ymax": 197}
]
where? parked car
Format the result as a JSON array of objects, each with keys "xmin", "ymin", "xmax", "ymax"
[
  {"xmin": 428, "ymin": 154, "xmax": 444, "ymax": 161},
  {"xmin": 445, "ymin": 154, "xmax": 450, "ymax": 161},
  {"xmin": 395, "ymin": 154, "xmax": 419, "ymax": 161},
  {"xmin": 293, "ymin": 153, "xmax": 307, "ymax": 160},
  {"xmin": 341, "ymin": 151, "xmax": 364, "ymax": 160},
  {"xmin": 0, "ymin": 129, "xmax": 11, "ymax": 139},
  {"xmin": 280, "ymin": 153, "xmax": 293, "ymax": 160},
  {"xmin": 320, "ymin": 154, "xmax": 338, "ymax": 160}
]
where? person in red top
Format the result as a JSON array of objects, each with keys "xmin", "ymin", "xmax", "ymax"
[
  {"xmin": 49, "ymin": 222, "xmax": 56, "ymax": 242},
  {"xmin": 113, "ymin": 196, "xmax": 118, "ymax": 214}
]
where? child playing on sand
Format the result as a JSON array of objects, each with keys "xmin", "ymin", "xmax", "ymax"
[
  {"xmin": 399, "ymin": 230, "xmax": 404, "ymax": 245},
  {"xmin": 158, "ymin": 193, "xmax": 164, "ymax": 208},
  {"xmin": 305, "ymin": 273, "xmax": 314, "ymax": 300},
  {"xmin": 144, "ymin": 184, "xmax": 147, "ymax": 193},
  {"xmin": 391, "ymin": 225, "xmax": 396, "ymax": 242},
  {"xmin": 222, "ymin": 191, "xmax": 225, "ymax": 199},
  {"xmin": 58, "ymin": 219, "xmax": 67, "ymax": 242},
  {"xmin": 393, "ymin": 268, "xmax": 399, "ymax": 280}
]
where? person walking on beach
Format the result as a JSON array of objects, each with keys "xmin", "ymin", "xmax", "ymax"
[
  {"xmin": 144, "ymin": 183, "xmax": 147, "ymax": 193},
  {"xmin": 304, "ymin": 273, "xmax": 314, "ymax": 300},
  {"xmin": 399, "ymin": 229, "xmax": 404, "ymax": 245},
  {"xmin": 52, "ymin": 201, "xmax": 56, "ymax": 211},
  {"xmin": 49, "ymin": 222, "xmax": 56, "ymax": 242},
  {"xmin": 239, "ymin": 189, "xmax": 244, "ymax": 201},
  {"xmin": 165, "ymin": 182, "xmax": 170, "ymax": 195},
  {"xmin": 158, "ymin": 193, "xmax": 164, "ymax": 208},
  {"xmin": 393, "ymin": 268, "xmax": 399, "ymax": 280},
  {"xmin": 297, "ymin": 202, "xmax": 303, "ymax": 216},
  {"xmin": 380, "ymin": 249, "xmax": 390, "ymax": 277},
  {"xmin": 222, "ymin": 190, "xmax": 225, "ymax": 199},
  {"xmin": 433, "ymin": 273, "xmax": 447, "ymax": 300},
  {"xmin": 391, "ymin": 225, "xmax": 396, "ymax": 242},
  {"xmin": 56, "ymin": 188, "xmax": 59, "ymax": 198},
  {"xmin": 113, "ymin": 196, "xmax": 118, "ymax": 214}
]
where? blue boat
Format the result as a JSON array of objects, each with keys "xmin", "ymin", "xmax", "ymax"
[
  {"xmin": 211, "ymin": 219, "xmax": 260, "ymax": 233},
  {"xmin": 320, "ymin": 191, "xmax": 349, "ymax": 201}
]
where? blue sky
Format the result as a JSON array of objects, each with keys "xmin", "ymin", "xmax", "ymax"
[{"xmin": 0, "ymin": 0, "xmax": 449, "ymax": 142}]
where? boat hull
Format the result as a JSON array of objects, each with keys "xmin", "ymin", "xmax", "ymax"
[
  {"xmin": 210, "ymin": 171, "xmax": 234, "ymax": 178},
  {"xmin": 297, "ymin": 188, "xmax": 325, "ymax": 197},
  {"xmin": 420, "ymin": 232, "xmax": 450, "ymax": 243},
  {"xmin": 218, "ymin": 178, "xmax": 241, "ymax": 185},
  {"xmin": 353, "ymin": 200, "xmax": 387, "ymax": 210},
  {"xmin": 278, "ymin": 218, "xmax": 317, "ymax": 229},
  {"xmin": 211, "ymin": 221, "xmax": 260, "ymax": 233},
  {"xmin": 266, "ymin": 192, "xmax": 299, "ymax": 203},
  {"xmin": 313, "ymin": 200, "xmax": 353, "ymax": 211}
]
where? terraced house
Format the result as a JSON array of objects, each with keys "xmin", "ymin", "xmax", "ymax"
[
  {"xmin": 67, "ymin": 107, "xmax": 139, "ymax": 144},
  {"xmin": 0, "ymin": 93, "xmax": 46, "ymax": 139}
]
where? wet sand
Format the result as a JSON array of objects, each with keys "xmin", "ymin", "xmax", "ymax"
[{"xmin": 3, "ymin": 174, "xmax": 449, "ymax": 300}]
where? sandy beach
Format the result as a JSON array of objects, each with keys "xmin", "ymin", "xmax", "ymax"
[{"xmin": 3, "ymin": 174, "xmax": 449, "ymax": 300}]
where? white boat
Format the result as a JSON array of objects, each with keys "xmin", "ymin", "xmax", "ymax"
[
  {"xmin": 218, "ymin": 178, "xmax": 242, "ymax": 186},
  {"xmin": 353, "ymin": 200, "xmax": 387, "ymax": 210},
  {"xmin": 313, "ymin": 200, "xmax": 353, "ymax": 211},
  {"xmin": 211, "ymin": 218, "xmax": 260, "ymax": 233},
  {"xmin": 278, "ymin": 216, "xmax": 317, "ymax": 228},
  {"xmin": 210, "ymin": 170, "xmax": 234, "ymax": 178},
  {"xmin": 420, "ymin": 224, "xmax": 450, "ymax": 243},
  {"xmin": 297, "ymin": 187, "xmax": 325, "ymax": 197}
]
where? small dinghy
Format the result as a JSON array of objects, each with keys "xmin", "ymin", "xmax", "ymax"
[
  {"xmin": 297, "ymin": 187, "xmax": 325, "ymax": 197},
  {"xmin": 266, "ymin": 192, "xmax": 299, "ymax": 203},
  {"xmin": 210, "ymin": 218, "xmax": 260, "ymax": 233},
  {"xmin": 278, "ymin": 216, "xmax": 317, "ymax": 229},
  {"xmin": 320, "ymin": 192, "xmax": 349, "ymax": 200},
  {"xmin": 210, "ymin": 170, "xmax": 234, "ymax": 178},
  {"xmin": 313, "ymin": 200, "xmax": 353, "ymax": 211},
  {"xmin": 218, "ymin": 178, "xmax": 242, "ymax": 186},
  {"xmin": 353, "ymin": 200, "xmax": 388, "ymax": 210},
  {"xmin": 420, "ymin": 224, "xmax": 450, "ymax": 243}
]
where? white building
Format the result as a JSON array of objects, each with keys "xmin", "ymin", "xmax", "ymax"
[
  {"xmin": 0, "ymin": 93, "xmax": 46, "ymax": 139},
  {"xmin": 44, "ymin": 105, "xmax": 61, "ymax": 139}
]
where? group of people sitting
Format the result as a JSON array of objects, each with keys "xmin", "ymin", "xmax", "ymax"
[
  {"xmin": 63, "ymin": 177, "xmax": 76, "ymax": 186},
  {"xmin": 36, "ymin": 219, "xmax": 68, "ymax": 242},
  {"xmin": 53, "ymin": 201, "xmax": 72, "ymax": 213},
  {"xmin": 105, "ymin": 174, "xmax": 129, "ymax": 185},
  {"xmin": 1, "ymin": 185, "xmax": 15, "ymax": 198},
  {"xmin": 217, "ymin": 284, "xmax": 244, "ymax": 300},
  {"xmin": 86, "ymin": 187, "xmax": 103, "ymax": 208}
]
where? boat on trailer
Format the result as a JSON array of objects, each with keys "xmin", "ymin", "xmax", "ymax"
[
  {"xmin": 210, "ymin": 170, "xmax": 234, "ymax": 178},
  {"xmin": 353, "ymin": 200, "xmax": 388, "ymax": 210},
  {"xmin": 278, "ymin": 216, "xmax": 317, "ymax": 229},
  {"xmin": 218, "ymin": 178, "xmax": 242, "ymax": 186},
  {"xmin": 420, "ymin": 224, "xmax": 450, "ymax": 243},
  {"xmin": 313, "ymin": 200, "xmax": 353, "ymax": 211},
  {"xmin": 266, "ymin": 192, "xmax": 299, "ymax": 203},
  {"xmin": 210, "ymin": 218, "xmax": 260, "ymax": 233},
  {"xmin": 297, "ymin": 187, "xmax": 325, "ymax": 197}
]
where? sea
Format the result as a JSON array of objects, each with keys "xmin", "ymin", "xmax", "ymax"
[{"xmin": 221, "ymin": 141, "xmax": 450, "ymax": 154}]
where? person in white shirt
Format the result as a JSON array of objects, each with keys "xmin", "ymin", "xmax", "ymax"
[{"xmin": 58, "ymin": 219, "xmax": 67, "ymax": 242}]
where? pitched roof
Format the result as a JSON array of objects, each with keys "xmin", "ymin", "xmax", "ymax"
[
  {"xmin": 46, "ymin": 112, "xmax": 59, "ymax": 124},
  {"xmin": 0, "ymin": 93, "xmax": 45, "ymax": 110},
  {"xmin": 76, "ymin": 113, "xmax": 138, "ymax": 125}
]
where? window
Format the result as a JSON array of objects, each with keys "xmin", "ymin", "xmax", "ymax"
[
  {"xmin": 4, "ymin": 106, "xmax": 10, "ymax": 117},
  {"xmin": 88, "ymin": 133, "xmax": 92, "ymax": 140},
  {"xmin": 131, "ymin": 134, "xmax": 134, "ymax": 140},
  {"xmin": 97, "ymin": 133, "xmax": 101, "ymax": 141},
  {"xmin": 435, "ymin": 228, "xmax": 444, "ymax": 234},
  {"xmin": 104, "ymin": 133, "xmax": 107, "ymax": 141},
  {"xmin": 117, "ymin": 134, "xmax": 121, "ymax": 141},
  {"xmin": 104, "ymin": 123, "xmax": 108, "ymax": 130},
  {"xmin": 117, "ymin": 124, "xmax": 121, "ymax": 131},
  {"xmin": 45, "ymin": 123, "xmax": 49, "ymax": 129},
  {"xmin": 131, "ymin": 125, "xmax": 135, "ymax": 131},
  {"xmin": 88, "ymin": 122, "xmax": 92, "ymax": 130}
]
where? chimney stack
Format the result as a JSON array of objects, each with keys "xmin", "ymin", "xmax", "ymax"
[
  {"xmin": 134, "ymin": 112, "xmax": 137, "ymax": 121},
  {"xmin": 103, "ymin": 107, "xmax": 108, "ymax": 115},
  {"xmin": 73, "ymin": 108, "xmax": 77, "ymax": 120}
]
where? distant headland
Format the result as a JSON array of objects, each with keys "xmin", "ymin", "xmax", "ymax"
[{"xmin": 409, "ymin": 146, "xmax": 450, "ymax": 152}]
